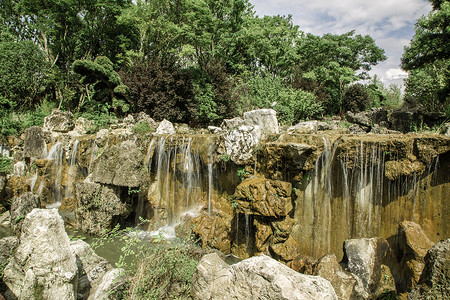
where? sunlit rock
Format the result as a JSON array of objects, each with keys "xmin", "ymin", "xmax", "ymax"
[
  {"xmin": 155, "ymin": 119, "xmax": 176, "ymax": 135},
  {"xmin": 288, "ymin": 121, "xmax": 330, "ymax": 134},
  {"xmin": 23, "ymin": 126, "xmax": 47, "ymax": 159},
  {"xmin": 43, "ymin": 110, "xmax": 75, "ymax": 133},
  {"xmin": 220, "ymin": 125, "xmax": 262, "ymax": 165},
  {"xmin": 243, "ymin": 109, "xmax": 279, "ymax": 134},
  {"xmin": 9, "ymin": 192, "xmax": 40, "ymax": 235},
  {"xmin": 191, "ymin": 253, "xmax": 337, "ymax": 300}
]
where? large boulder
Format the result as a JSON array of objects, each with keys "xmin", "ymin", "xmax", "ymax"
[
  {"xmin": 91, "ymin": 140, "xmax": 144, "ymax": 187},
  {"xmin": 221, "ymin": 117, "xmax": 245, "ymax": 130},
  {"xmin": 3, "ymin": 209, "xmax": 78, "ymax": 300},
  {"xmin": 345, "ymin": 108, "xmax": 388, "ymax": 129},
  {"xmin": 23, "ymin": 126, "xmax": 46, "ymax": 159},
  {"xmin": 243, "ymin": 109, "xmax": 279, "ymax": 134},
  {"xmin": 408, "ymin": 239, "xmax": 450, "ymax": 300},
  {"xmin": 93, "ymin": 268, "xmax": 127, "ymax": 300},
  {"xmin": 288, "ymin": 121, "xmax": 331, "ymax": 134},
  {"xmin": 0, "ymin": 237, "xmax": 19, "ymax": 295},
  {"xmin": 220, "ymin": 125, "xmax": 262, "ymax": 165},
  {"xmin": 314, "ymin": 254, "xmax": 366, "ymax": 300},
  {"xmin": 155, "ymin": 119, "xmax": 176, "ymax": 135},
  {"xmin": 342, "ymin": 237, "xmax": 391, "ymax": 295},
  {"xmin": 43, "ymin": 110, "xmax": 75, "ymax": 133},
  {"xmin": 396, "ymin": 221, "xmax": 435, "ymax": 292},
  {"xmin": 9, "ymin": 192, "xmax": 40, "ymax": 235},
  {"xmin": 270, "ymin": 236, "xmax": 302, "ymax": 262},
  {"xmin": 71, "ymin": 240, "xmax": 112, "ymax": 300},
  {"xmin": 191, "ymin": 214, "xmax": 232, "ymax": 254},
  {"xmin": 75, "ymin": 182, "xmax": 130, "ymax": 235},
  {"xmin": 191, "ymin": 253, "xmax": 337, "ymax": 300},
  {"xmin": 235, "ymin": 177, "xmax": 292, "ymax": 217}
]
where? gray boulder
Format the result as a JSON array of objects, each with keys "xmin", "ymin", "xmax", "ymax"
[
  {"xmin": 155, "ymin": 119, "xmax": 176, "ymax": 135},
  {"xmin": 4, "ymin": 208, "xmax": 78, "ymax": 300},
  {"xmin": 408, "ymin": 239, "xmax": 450, "ymax": 300},
  {"xmin": 75, "ymin": 182, "xmax": 130, "ymax": 235},
  {"xmin": 346, "ymin": 108, "xmax": 388, "ymax": 128},
  {"xmin": 288, "ymin": 121, "xmax": 330, "ymax": 134},
  {"xmin": 342, "ymin": 237, "xmax": 390, "ymax": 295},
  {"xmin": 219, "ymin": 125, "xmax": 262, "ymax": 165},
  {"xmin": 10, "ymin": 192, "xmax": 40, "ymax": 235},
  {"xmin": 43, "ymin": 110, "xmax": 75, "ymax": 132},
  {"xmin": 73, "ymin": 117, "xmax": 94, "ymax": 135},
  {"xmin": 441, "ymin": 122, "xmax": 450, "ymax": 137},
  {"xmin": 191, "ymin": 253, "xmax": 337, "ymax": 300},
  {"xmin": 0, "ymin": 237, "xmax": 19, "ymax": 298},
  {"xmin": 135, "ymin": 112, "xmax": 157, "ymax": 129},
  {"xmin": 243, "ymin": 109, "xmax": 279, "ymax": 134},
  {"xmin": 23, "ymin": 126, "xmax": 46, "ymax": 159},
  {"xmin": 91, "ymin": 140, "xmax": 144, "ymax": 187},
  {"xmin": 221, "ymin": 117, "xmax": 245, "ymax": 130},
  {"xmin": 93, "ymin": 268, "xmax": 127, "ymax": 300},
  {"xmin": 71, "ymin": 240, "xmax": 113, "ymax": 300}
]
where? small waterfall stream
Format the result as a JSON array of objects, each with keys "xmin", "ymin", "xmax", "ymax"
[
  {"xmin": 65, "ymin": 139, "xmax": 79, "ymax": 198},
  {"xmin": 46, "ymin": 142, "xmax": 64, "ymax": 208}
]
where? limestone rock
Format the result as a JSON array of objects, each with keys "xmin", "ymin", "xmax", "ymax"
[
  {"xmin": 348, "ymin": 124, "xmax": 368, "ymax": 134},
  {"xmin": 407, "ymin": 239, "xmax": 449, "ymax": 300},
  {"xmin": 13, "ymin": 161, "xmax": 25, "ymax": 177},
  {"xmin": 10, "ymin": 192, "xmax": 40, "ymax": 235},
  {"xmin": 75, "ymin": 182, "xmax": 130, "ymax": 235},
  {"xmin": 4, "ymin": 208, "xmax": 78, "ymax": 300},
  {"xmin": 71, "ymin": 240, "xmax": 113, "ymax": 300},
  {"xmin": 0, "ymin": 237, "xmax": 19, "ymax": 296},
  {"xmin": 220, "ymin": 125, "xmax": 261, "ymax": 165},
  {"xmin": 346, "ymin": 108, "xmax": 388, "ymax": 128},
  {"xmin": 440, "ymin": 122, "xmax": 450, "ymax": 136},
  {"xmin": 253, "ymin": 218, "xmax": 272, "ymax": 253},
  {"xmin": 73, "ymin": 117, "xmax": 94, "ymax": 134},
  {"xmin": 221, "ymin": 117, "xmax": 244, "ymax": 130},
  {"xmin": 43, "ymin": 110, "xmax": 75, "ymax": 132},
  {"xmin": 23, "ymin": 126, "xmax": 46, "ymax": 159},
  {"xmin": 208, "ymin": 126, "xmax": 222, "ymax": 134},
  {"xmin": 270, "ymin": 236, "xmax": 302, "ymax": 262},
  {"xmin": 191, "ymin": 253, "xmax": 337, "ymax": 300},
  {"xmin": 288, "ymin": 121, "xmax": 330, "ymax": 134},
  {"xmin": 243, "ymin": 109, "xmax": 279, "ymax": 134},
  {"xmin": 91, "ymin": 140, "xmax": 144, "ymax": 187},
  {"xmin": 135, "ymin": 112, "xmax": 157, "ymax": 129},
  {"xmin": 93, "ymin": 268, "xmax": 127, "ymax": 300},
  {"xmin": 191, "ymin": 214, "xmax": 231, "ymax": 254},
  {"xmin": 397, "ymin": 221, "xmax": 435, "ymax": 292},
  {"xmin": 384, "ymin": 160, "xmax": 425, "ymax": 180},
  {"xmin": 389, "ymin": 110, "xmax": 414, "ymax": 133},
  {"xmin": 288, "ymin": 255, "xmax": 316, "ymax": 275},
  {"xmin": 155, "ymin": 119, "xmax": 176, "ymax": 135},
  {"xmin": 342, "ymin": 237, "xmax": 389, "ymax": 295},
  {"xmin": 235, "ymin": 177, "xmax": 292, "ymax": 217},
  {"xmin": 313, "ymin": 254, "xmax": 366, "ymax": 300}
]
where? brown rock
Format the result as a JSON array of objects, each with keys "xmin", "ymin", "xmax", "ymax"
[
  {"xmin": 272, "ymin": 216, "xmax": 295, "ymax": 243},
  {"xmin": 235, "ymin": 177, "xmax": 292, "ymax": 217},
  {"xmin": 253, "ymin": 218, "xmax": 272, "ymax": 253},
  {"xmin": 191, "ymin": 214, "xmax": 231, "ymax": 254},
  {"xmin": 270, "ymin": 236, "xmax": 301, "ymax": 262},
  {"xmin": 288, "ymin": 255, "xmax": 316, "ymax": 275},
  {"xmin": 397, "ymin": 221, "xmax": 435, "ymax": 292}
]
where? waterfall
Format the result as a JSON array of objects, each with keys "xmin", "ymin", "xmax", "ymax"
[
  {"xmin": 46, "ymin": 142, "xmax": 64, "ymax": 208},
  {"xmin": 88, "ymin": 142, "xmax": 98, "ymax": 174},
  {"xmin": 65, "ymin": 140, "xmax": 79, "ymax": 198},
  {"xmin": 207, "ymin": 163, "xmax": 213, "ymax": 215}
]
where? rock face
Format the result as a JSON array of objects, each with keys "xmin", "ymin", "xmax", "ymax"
[
  {"xmin": 93, "ymin": 268, "xmax": 127, "ymax": 300},
  {"xmin": 43, "ymin": 110, "xmax": 75, "ymax": 132},
  {"xmin": 91, "ymin": 140, "xmax": 144, "ymax": 187},
  {"xmin": 4, "ymin": 209, "xmax": 78, "ymax": 300},
  {"xmin": 191, "ymin": 214, "xmax": 232, "ymax": 254},
  {"xmin": 288, "ymin": 121, "xmax": 331, "ymax": 134},
  {"xmin": 0, "ymin": 237, "xmax": 19, "ymax": 295},
  {"xmin": 313, "ymin": 254, "xmax": 365, "ymax": 300},
  {"xmin": 71, "ymin": 240, "xmax": 112, "ymax": 300},
  {"xmin": 221, "ymin": 117, "xmax": 244, "ymax": 130},
  {"xmin": 243, "ymin": 109, "xmax": 279, "ymax": 134},
  {"xmin": 220, "ymin": 125, "xmax": 262, "ymax": 164},
  {"xmin": 396, "ymin": 221, "xmax": 435, "ymax": 292},
  {"xmin": 75, "ymin": 182, "xmax": 130, "ymax": 235},
  {"xmin": 9, "ymin": 192, "xmax": 40, "ymax": 235},
  {"xmin": 345, "ymin": 108, "xmax": 388, "ymax": 129},
  {"xmin": 342, "ymin": 238, "xmax": 391, "ymax": 296},
  {"xmin": 23, "ymin": 126, "xmax": 46, "ymax": 159},
  {"xmin": 191, "ymin": 253, "xmax": 337, "ymax": 300},
  {"xmin": 408, "ymin": 238, "xmax": 450, "ymax": 300},
  {"xmin": 155, "ymin": 119, "xmax": 176, "ymax": 135},
  {"xmin": 235, "ymin": 177, "xmax": 292, "ymax": 217}
]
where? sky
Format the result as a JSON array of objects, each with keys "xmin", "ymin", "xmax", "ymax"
[{"xmin": 249, "ymin": 0, "xmax": 433, "ymax": 87}]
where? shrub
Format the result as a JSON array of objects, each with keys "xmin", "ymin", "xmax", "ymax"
[
  {"xmin": 132, "ymin": 121, "xmax": 154, "ymax": 135},
  {"xmin": 342, "ymin": 83, "xmax": 370, "ymax": 112},
  {"xmin": 0, "ymin": 156, "xmax": 13, "ymax": 174}
]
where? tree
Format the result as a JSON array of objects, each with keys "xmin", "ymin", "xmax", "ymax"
[{"xmin": 402, "ymin": 0, "xmax": 449, "ymax": 112}]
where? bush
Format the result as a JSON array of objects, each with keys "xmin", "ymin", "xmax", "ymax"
[
  {"xmin": 132, "ymin": 121, "xmax": 154, "ymax": 135},
  {"xmin": 0, "ymin": 156, "xmax": 13, "ymax": 174},
  {"xmin": 342, "ymin": 83, "xmax": 370, "ymax": 112}
]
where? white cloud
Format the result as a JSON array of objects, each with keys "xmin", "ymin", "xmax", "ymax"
[{"xmin": 386, "ymin": 68, "xmax": 408, "ymax": 80}]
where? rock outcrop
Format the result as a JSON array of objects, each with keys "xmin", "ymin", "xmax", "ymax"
[
  {"xmin": 4, "ymin": 209, "xmax": 78, "ymax": 300},
  {"xmin": 91, "ymin": 140, "xmax": 144, "ymax": 187},
  {"xmin": 155, "ymin": 119, "xmax": 175, "ymax": 135},
  {"xmin": 23, "ymin": 126, "xmax": 47, "ymax": 159},
  {"xmin": 75, "ymin": 182, "xmax": 130, "ymax": 235},
  {"xmin": 191, "ymin": 253, "xmax": 337, "ymax": 300},
  {"xmin": 220, "ymin": 125, "xmax": 262, "ymax": 165},
  {"xmin": 9, "ymin": 192, "xmax": 40, "ymax": 235},
  {"xmin": 43, "ymin": 110, "xmax": 75, "ymax": 133},
  {"xmin": 243, "ymin": 109, "xmax": 279, "ymax": 134}
]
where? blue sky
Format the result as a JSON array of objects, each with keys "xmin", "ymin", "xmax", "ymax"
[{"xmin": 250, "ymin": 0, "xmax": 433, "ymax": 87}]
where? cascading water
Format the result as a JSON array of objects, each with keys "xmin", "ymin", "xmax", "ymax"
[
  {"xmin": 46, "ymin": 142, "xmax": 64, "ymax": 208},
  {"xmin": 65, "ymin": 139, "xmax": 79, "ymax": 198}
]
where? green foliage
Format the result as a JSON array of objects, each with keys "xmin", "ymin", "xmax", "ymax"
[
  {"xmin": 402, "ymin": 1, "xmax": 450, "ymax": 112},
  {"xmin": 219, "ymin": 154, "xmax": 230, "ymax": 162},
  {"xmin": 342, "ymin": 83, "xmax": 370, "ymax": 112},
  {"xmin": 0, "ymin": 156, "xmax": 13, "ymax": 174},
  {"xmin": 132, "ymin": 122, "xmax": 154, "ymax": 135},
  {"xmin": 236, "ymin": 167, "xmax": 249, "ymax": 182},
  {"xmin": 245, "ymin": 75, "xmax": 322, "ymax": 124}
]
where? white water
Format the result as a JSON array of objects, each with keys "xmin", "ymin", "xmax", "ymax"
[
  {"xmin": 46, "ymin": 142, "xmax": 64, "ymax": 207},
  {"xmin": 65, "ymin": 140, "xmax": 79, "ymax": 198}
]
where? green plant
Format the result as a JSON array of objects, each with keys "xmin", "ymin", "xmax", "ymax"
[
  {"xmin": 128, "ymin": 187, "xmax": 141, "ymax": 195},
  {"xmin": 132, "ymin": 121, "xmax": 154, "ymax": 135},
  {"xmin": 0, "ymin": 156, "xmax": 13, "ymax": 174},
  {"xmin": 236, "ymin": 167, "xmax": 249, "ymax": 182},
  {"xmin": 219, "ymin": 154, "xmax": 230, "ymax": 162}
]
